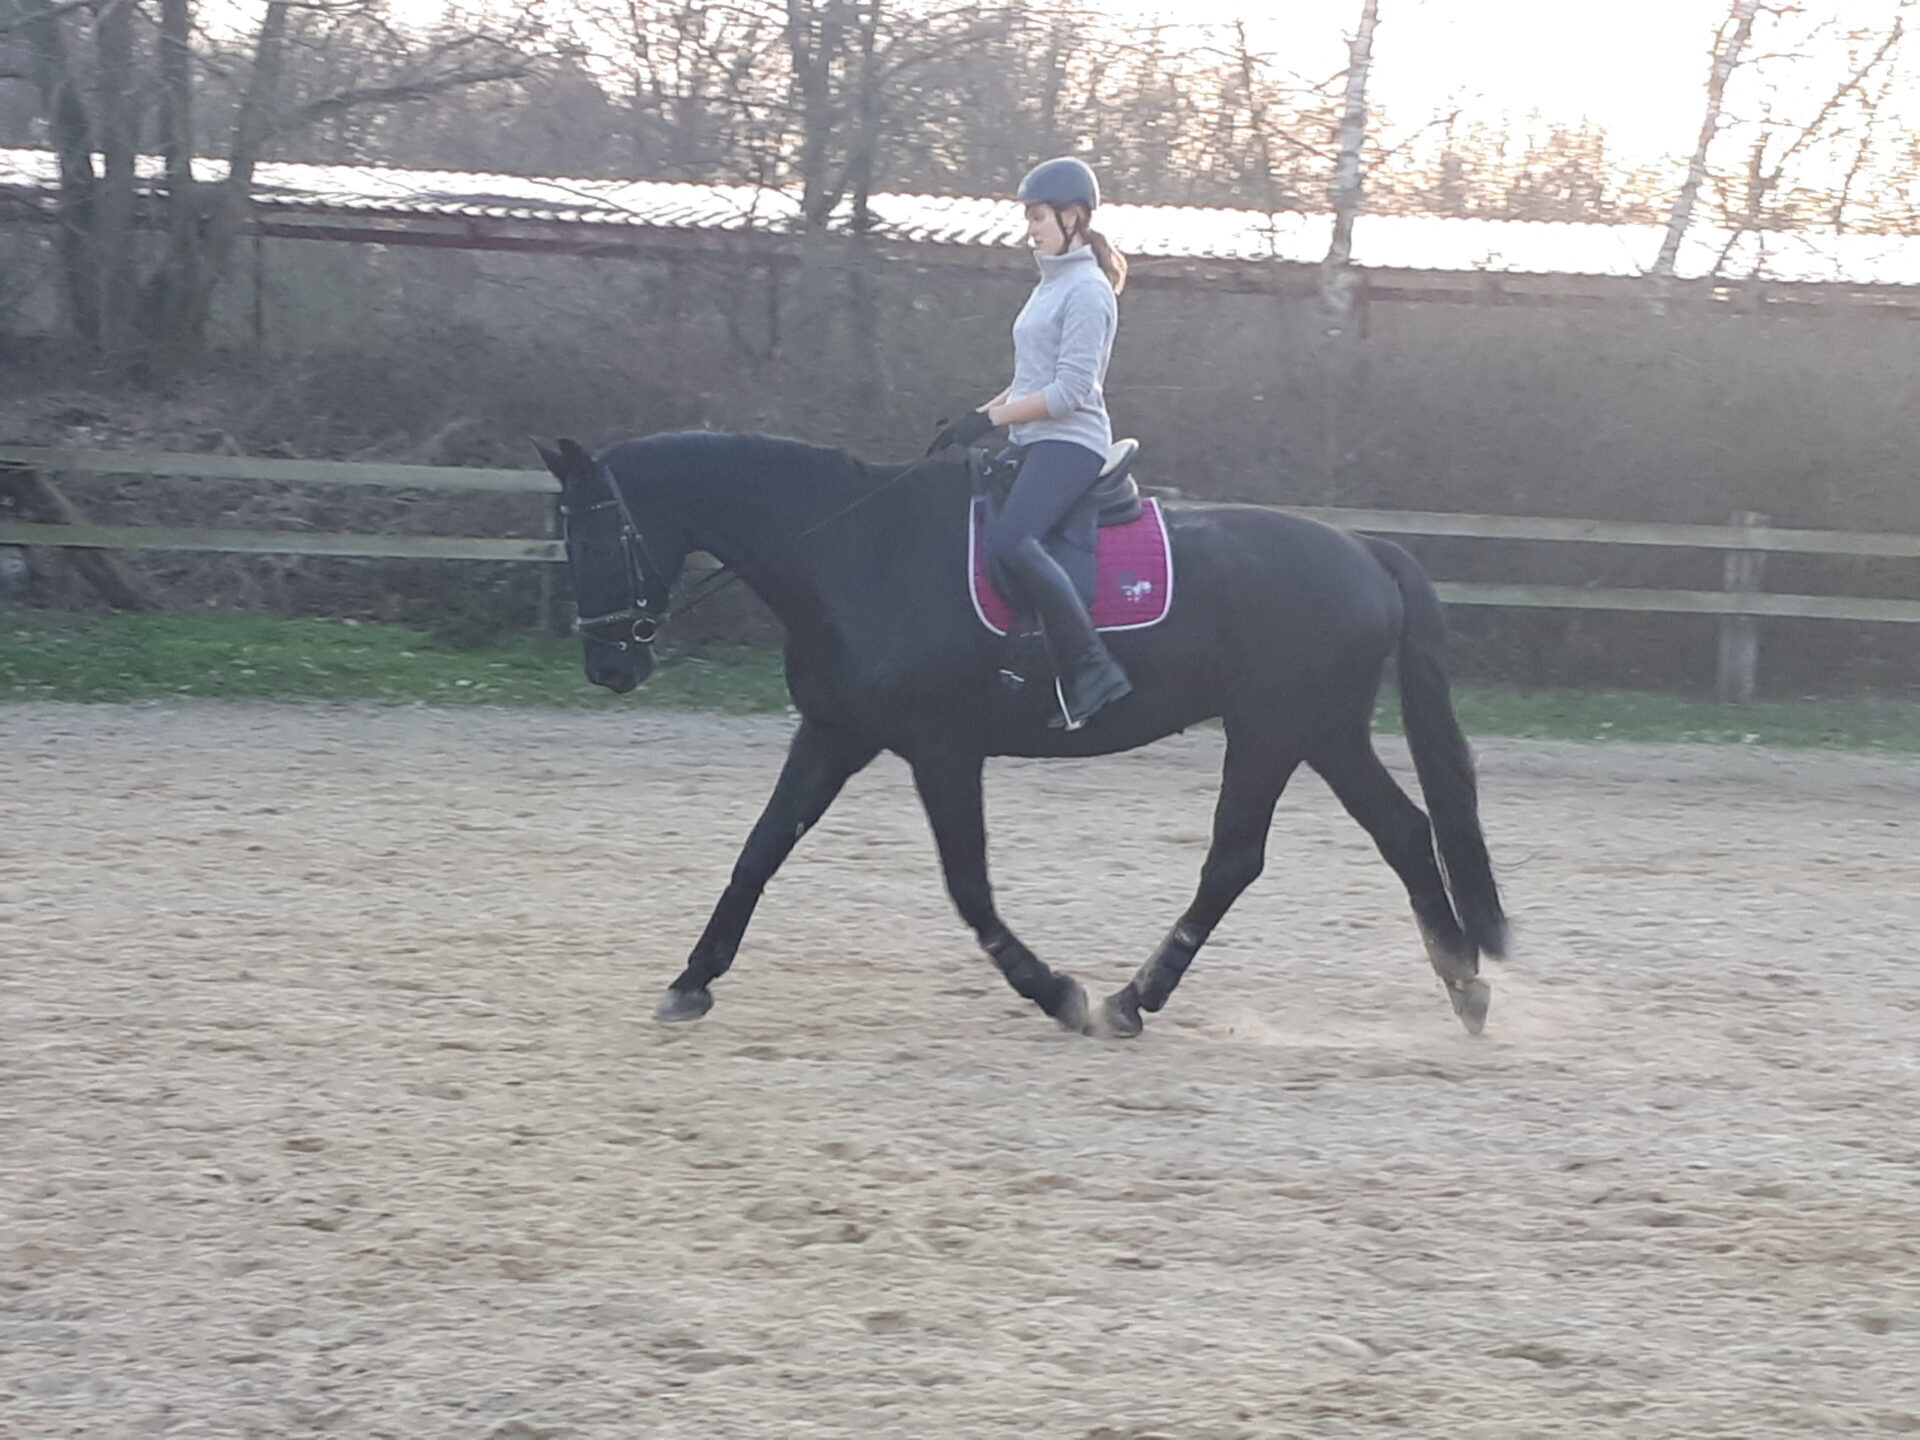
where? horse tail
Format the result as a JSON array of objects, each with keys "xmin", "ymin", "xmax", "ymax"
[{"xmin": 1363, "ymin": 536, "xmax": 1508, "ymax": 960}]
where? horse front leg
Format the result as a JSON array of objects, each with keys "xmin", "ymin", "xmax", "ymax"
[
  {"xmin": 658, "ymin": 720, "xmax": 878, "ymax": 1022},
  {"xmin": 1100, "ymin": 738, "xmax": 1301, "ymax": 1038},
  {"xmin": 908, "ymin": 746, "xmax": 1090, "ymax": 1032}
]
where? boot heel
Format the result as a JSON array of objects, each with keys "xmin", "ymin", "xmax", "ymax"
[{"xmin": 1049, "ymin": 660, "xmax": 1133, "ymax": 730}]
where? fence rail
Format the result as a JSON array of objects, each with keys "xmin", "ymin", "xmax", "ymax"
[
  {"xmin": 0, "ymin": 445, "xmax": 549, "ymax": 493},
  {"xmin": 4, "ymin": 446, "xmax": 1918, "ymax": 699},
  {"xmin": 0, "ymin": 520, "xmax": 561, "ymax": 564}
]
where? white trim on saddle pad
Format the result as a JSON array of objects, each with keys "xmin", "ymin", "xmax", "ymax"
[{"xmin": 968, "ymin": 496, "xmax": 1175, "ymax": 637}]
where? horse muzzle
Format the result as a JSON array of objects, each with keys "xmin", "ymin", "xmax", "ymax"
[{"xmin": 586, "ymin": 640, "xmax": 655, "ymax": 694}]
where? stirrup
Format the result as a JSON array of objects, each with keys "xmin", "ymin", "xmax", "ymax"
[{"xmin": 1048, "ymin": 660, "xmax": 1133, "ymax": 731}]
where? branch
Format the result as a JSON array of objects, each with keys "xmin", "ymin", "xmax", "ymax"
[
  {"xmin": 0, "ymin": 0, "xmax": 91, "ymax": 35},
  {"xmin": 1709, "ymin": 11, "xmax": 1906, "ymax": 272},
  {"xmin": 1759, "ymin": 15, "xmax": 1904, "ymax": 175},
  {"xmin": 873, "ymin": 20, "xmax": 1015, "ymax": 85},
  {"xmin": 1830, "ymin": 33, "xmax": 1902, "ymax": 228},
  {"xmin": 271, "ymin": 61, "xmax": 536, "ymax": 135},
  {"xmin": 1370, "ymin": 107, "xmax": 1466, "ymax": 165}
]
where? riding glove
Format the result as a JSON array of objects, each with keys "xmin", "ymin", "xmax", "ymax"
[{"xmin": 925, "ymin": 408, "xmax": 997, "ymax": 455}]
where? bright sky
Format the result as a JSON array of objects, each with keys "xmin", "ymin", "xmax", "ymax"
[
  {"xmin": 1107, "ymin": 0, "xmax": 1914, "ymax": 165},
  {"xmin": 393, "ymin": 0, "xmax": 1914, "ymax": 172}
]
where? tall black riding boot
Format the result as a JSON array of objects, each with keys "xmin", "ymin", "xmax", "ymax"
[{"xmin": 1004, "ymin": 537, "xmax": 1133, "ymax": 730}]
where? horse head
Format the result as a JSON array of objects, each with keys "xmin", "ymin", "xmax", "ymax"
[{"xmin": 535, "ymin": 436, "xmax": 686, "ymax": 695}]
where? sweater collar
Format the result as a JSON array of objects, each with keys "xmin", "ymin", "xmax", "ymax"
[{"xmin": 1034, "ymin": 245, "xmax": 1098, "ymax": 278}]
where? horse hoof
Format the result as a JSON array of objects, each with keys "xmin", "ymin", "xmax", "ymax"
[
  {"xmin": 1447, "ymin": 977, "xmax": 1491, "ymax": 1036},
  {"xmin": 1050, "ymin": 977, "xmax": 1092, "ymax": 1034},
  {"xmin": 1089, "ymin": 986, "xmax": 1144, "ymax": 1040},
  {"xmin": 655, "ymin": 987, "xmax": 714, "ymax": 1023}
]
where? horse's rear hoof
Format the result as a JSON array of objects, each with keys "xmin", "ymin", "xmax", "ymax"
[
  {"xmin": 1049, "ymin": 976, "xmax": 1092, "ymax": 1034},
  {"xmin": 656, "ymin": 987, "xmax": 714, "ymax": 1023},
  {"xmin": 1447, "ymin": 977, "xmax": 1491, "ymax": 1036},
  {"xmin": 1089, "ymin": 985, "xmax": 1144, "ymax": 1039}
]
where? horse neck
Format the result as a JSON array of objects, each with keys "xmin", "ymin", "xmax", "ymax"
[{"xmin": 643, "ymin": 438, "xmax": 922, "ymax": 630}]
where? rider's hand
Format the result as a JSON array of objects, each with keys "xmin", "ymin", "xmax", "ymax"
[{"xmin": 925, "ymin": 407, "xmax": 997, "ymax": 455}]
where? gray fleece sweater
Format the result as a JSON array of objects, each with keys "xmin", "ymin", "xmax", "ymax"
[{"xmin": 1007, "ymin": 246, "xmax": 1118, "ymax": 455}]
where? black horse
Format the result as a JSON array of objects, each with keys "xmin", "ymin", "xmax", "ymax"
[{"xmin": 535, "ymin": 431, "xmax": 1506, "ymax": 1038}]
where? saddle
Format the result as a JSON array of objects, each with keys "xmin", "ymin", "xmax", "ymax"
[
  {"xmin": 966, "ymin": 438, "xmax": 1174, "ymax": 638},
  {"xmin": 968, "ymin": 438, "xmax": 1145, "ymax": 530},
  {"xmin": 968, "ymin": 439, "xmax": 1144, "ymax": 607}
]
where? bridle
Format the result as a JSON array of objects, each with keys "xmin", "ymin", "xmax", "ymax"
[{"xmin": 559, "ymin": 475, "xmax": 672, "ymax": 652}]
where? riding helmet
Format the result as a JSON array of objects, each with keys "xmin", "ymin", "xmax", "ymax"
[{"xmin": 1017, "ymin": 157, "xmax": 1100, "ymax": 212}]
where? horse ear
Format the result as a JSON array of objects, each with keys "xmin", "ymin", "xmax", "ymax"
[
  {"xmin": 556, "ymin": 438, "xmax": 596, "ymax": 475},
  {"xmin": 531, "ymin": 437, "xmax": 569, "ymax": 481},
  {"xmin": 533, "ymin": 436, "xmax": 601, "ymax": 495}
]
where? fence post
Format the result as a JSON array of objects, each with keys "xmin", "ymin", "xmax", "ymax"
[
  {"xmin": 538, "ymin": 494, "xmax": 570, "ymax": 636},
  {"xmin": 1717, "ymin": 510, "xmax": 1768, "ymax": 704}
]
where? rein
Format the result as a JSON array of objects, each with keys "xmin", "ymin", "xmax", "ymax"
[{"xmin": 568, "ymin": 450, "xmax": 952, "ymax": 643}]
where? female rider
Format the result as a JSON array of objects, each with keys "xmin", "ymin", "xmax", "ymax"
[{"xmin": 928, "ymin": 157, "xmax": 1132, "ymax": 731}]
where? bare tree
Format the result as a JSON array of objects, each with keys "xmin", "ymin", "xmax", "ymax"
[
  {"xmin": 1651, "ymin": 0, "xmax": 1912, "ymax": 299},
  {"xmin": 1321, "ymin": 0, "xmax": 1378, "ymax": 330},
  {"xmin": 1316, "ymin": 0, "xmax": 1379, "ymax": 494},
  {"xmin": 603, "ymin": 0, "xmax": 783, "ymax": 182},
  {"xmin": 1652, "ymin": 0, "xmax": 1760, "ymax": 300},
  {"xmin": 1381, "ymin": 117, "xmax": 1640, "ymax": 221},
  {"xmin": 2, "ymin": 0, "xmax": 545, "ymax": 376},
  {"xmin": 1171, "ymin": 22, "xmax": 1337, "ymax": 213},
  {"xmin": 1707, "ymin": 3, "xmax": 1909, "ymax": 268}
]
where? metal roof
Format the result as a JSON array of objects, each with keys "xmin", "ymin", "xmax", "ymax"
[{"xmin": 4, "ymin": 146, "xmax": 1918, "ymax": 288}]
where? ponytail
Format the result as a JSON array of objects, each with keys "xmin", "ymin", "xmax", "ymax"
[
  {"xmin": 1056, "ymin": 203, "xmax": 1128, "ymax": 294},
  {"xmin": 1086, "ymin": 227, "xmax": 1128, "ymax": 294}
]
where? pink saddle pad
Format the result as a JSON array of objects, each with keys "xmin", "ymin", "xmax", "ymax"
[{"xmin": 969, "ymin": 497, "xmax": 1174, "ymax": 636}]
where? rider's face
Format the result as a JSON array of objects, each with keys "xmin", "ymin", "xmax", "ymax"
[{"xmin": 1025, "ymin": 203, "xmax": 1071, "ymax": 255}]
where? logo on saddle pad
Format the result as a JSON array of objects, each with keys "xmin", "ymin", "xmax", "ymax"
[{"xmin": 969, "ymin": 498, "xmax": 1175, "ymax": 636}]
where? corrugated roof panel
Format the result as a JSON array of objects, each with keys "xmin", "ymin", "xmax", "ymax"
[{"xmin": 4, "ymin": 147, "xmax": 1917, "ymax": 286}]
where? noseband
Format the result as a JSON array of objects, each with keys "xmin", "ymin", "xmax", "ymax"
[{"xmin": 560, "ymin": 481, "xmax": 672, "ymax": 652}]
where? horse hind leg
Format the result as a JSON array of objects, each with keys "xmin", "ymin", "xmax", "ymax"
[
  {"xmin": 1309, "ymin": 727, "xmax": 1491, "ymax": 1035},
  {"xmin": 1097, "ymin": 737, "xmax": 1300, "ymax": 1039}
]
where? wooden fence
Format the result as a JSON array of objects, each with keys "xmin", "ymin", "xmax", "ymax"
[{"xmin": 4, "ymin": 446, "xmax": 1918, "ymax": 702}]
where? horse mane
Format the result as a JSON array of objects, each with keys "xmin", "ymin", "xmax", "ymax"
[{"xmin": 616, "ymin": 429, "xmax": 872, "ymax": 486}]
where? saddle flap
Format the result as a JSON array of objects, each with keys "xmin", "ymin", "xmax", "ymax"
[
  {"xmin": 1088, "ymin": 474, "xmax": 1142, "ymax": 527},
  {"xmin": 970, "ymin": 496, "xmax": 1173, "ymax": 638}
]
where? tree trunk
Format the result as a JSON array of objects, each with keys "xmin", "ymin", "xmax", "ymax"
[
  {"xmin": 22, "ymin": 1, "xmax": 103, "ymax": 348},
  {"xmin": 1322, "ymin": 0, "xmax": 1377, "ymax": 317},
  {"xmin": 151, "ymin": 0, "xmax": 202, "ymax": 347},
  {"xmin": 787, "ymin": 0, "xmax": 848, "ymax": 226},
  {"xmin": 1318, "ymin": 0, "xmax": 1379, "ymax": 496},
  {"xmin": 143, "ymin": 0, "xmax": 291, "ymax": 372},
  {"xmin": 95, "ymin": 0, "xmax": 140, "ymax": 371},
  {"xmin": 1650, "ymin": 0, "xmax": 1758, "ymax": 307},
  {"xmin": 847, "ymin": 0, "xmax": 881, "ymax": 234}
]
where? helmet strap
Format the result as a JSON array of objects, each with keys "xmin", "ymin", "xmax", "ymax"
[{"xmin": 1051, "ymin": 203, "xmax": 1086, "ymax": 251}]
